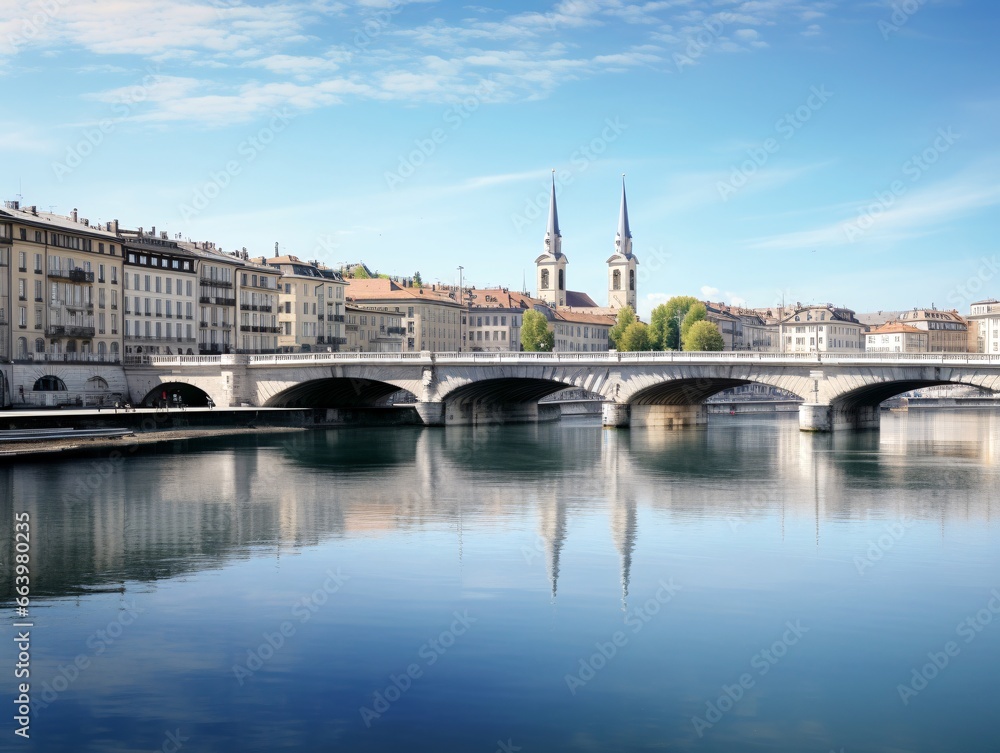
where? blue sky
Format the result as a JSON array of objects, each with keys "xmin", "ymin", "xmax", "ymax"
[{"xmin": 2, "ymin": 0, "xmax": 998, "ymax": 317}]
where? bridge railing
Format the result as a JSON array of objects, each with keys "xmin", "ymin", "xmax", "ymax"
[{"xmin": 122, "ymin": 350, "xmax": 1000, "ymax": 367}]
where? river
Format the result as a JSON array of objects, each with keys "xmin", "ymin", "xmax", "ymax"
[{"xmin": 2, "ymin": 410, "xmax": 999, "ymax": 752}]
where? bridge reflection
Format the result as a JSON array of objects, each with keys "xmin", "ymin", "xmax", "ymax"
[{"xmin": 2, "ymin": 413, "xmax": 998, "ymax": 603}]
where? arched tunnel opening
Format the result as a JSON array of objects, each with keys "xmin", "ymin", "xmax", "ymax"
[
  {"xmin": 442, "ymin": 378, "xmax": 574, "ymax": 425},
  {"xmin": 833, "ymin": 380, "xmax": 996, "ymax": 410},
  {"xmin": 140, "ymin": 382, "xmax": 213, "ymax": 408},
  {"xmin": 263, "ymin": 378, "xmax": 409, "ymax": 409},
  {"xmin": 629, "ymin": 378, "xmax": 765, "ymax": 406},
  {"xmin": 444, "ymin": 377, "xmax": 574, "ymax": 406}
]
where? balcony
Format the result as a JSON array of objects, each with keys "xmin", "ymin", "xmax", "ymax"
[
  {"xmin": 332, "ymin": 314, "xmax": 346, "ymax": 323},
  {"xmin": 48, "ymin": 268, "xmax": 95, "ymax": 283},
  {"xmin": 240, "ymin": 304, "xmax": 274, "ymax": 312},
  {"xmin": 246, "ymin": 325, "xmax": 282, "ymax": 334},
  {"xmin": 199, "ymin": 277, "xmax": 233, "ymax": 288},
  {"xmin": 199, "ymin": 321, "xmax": 209, "ymax": 328},
  {"xmin": 46, "ymin": 325, "xmax": 96, "ymax": 338}
]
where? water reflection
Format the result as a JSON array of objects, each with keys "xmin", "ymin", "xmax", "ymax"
[
  {"xmin": 2, "ymin": 413, "xmax": 999, "ymax": 602},
  {"xmin": 1, "ymin": 412, "xmax": 999, "ymax": 753}
]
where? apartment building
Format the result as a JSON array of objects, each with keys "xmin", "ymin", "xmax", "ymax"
[
  {"xmin": 779, "ymin": 304, "xmax": 864, "ymax": 353},
  {"xmin": 267, "ymin": 256, "xmax": 346, "ymax": 352},
  {"xmin": 865, "ymin": 322, "xmax": 930, "ymax": 353},
  {"xmin": 894, "ymin": 308, "xmax": 970, "ymax": 353},
  {"xmin": 121, "ymin": 228, "xmax": 198, "ymax": 355},
  {"xmin": 346, "ymin": 279, "xmax": 462, "ymax": 353},
  {"xmin": 1, "ymin": 202, "xmax": 124, "ymax": 362},
  {"xmin": 968, "ymin": 299, "xmax": 1000, "ymax": 353},
  {"xmin": 344, "ymin": 304, "xmax": 404, "ymax": 352}
]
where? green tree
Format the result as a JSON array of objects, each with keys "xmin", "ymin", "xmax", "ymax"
[
  {"xmin": 352, "ymin": 265, "xmax": 370, "ymax": 280},
  {"xmin": 413, "ymin": 271, "xmax": 423, "ymax": 286},
  {"xmin": 682, "ymin": 320, "xmax": 725, "ymax": 351},
  {"xmin": 618, "ymin": 321, "xmax": 652, "ymax": 352},
  {"xmin": 520, "ymin": 309, "xmax": 554, "ymax": 352},
  {"xmin": 656, "ymin": 296, "xmax": 700, "ymax": 350},
  {"xmin": 608, "ymin": 305, "xmax": 636, "ymax": 350},
  {"xmin": 680, "ymin": 302, "xmax": 707, "ymax": 342},
  {"xmin": 648, "ymin": 304, "xmax": 671, "ymax": 350}
]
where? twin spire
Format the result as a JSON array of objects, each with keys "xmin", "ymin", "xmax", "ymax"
[{"xmin": 544, "ymin": 171, "xmax": 632, "ymax": 259}]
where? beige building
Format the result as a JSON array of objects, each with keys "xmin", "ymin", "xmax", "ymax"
[
  {"xmin": 1, "ymin": 202, "xmax": 124, "ymax": 363},
  {"xmin": 552, "ymin": 309, "xmax": 613, "ymax": 352},
  {"xmin": 267, "ymin": 256, "xmax": 346, "ymax": 352},
  {"xmin": 968, "ymin": 298, "xmax": 1000, "ymax": 353},
  {"xmin": 865, "ymin": 322, "xmax": 930, "ymax": 353},
  {"xmin": 894, "ymin": 308, "xmax": 970, "ymax": 353},
  {"xmin": 344, "ymin": 304, "xmax": 404, "ymax": 352},
  {"xmin": 176, "ymin": 242, "xmax": 281, "ymax": 354},
  {"xmin": 346, "ymin": 278, "xmax": 462, "ymax": 352},
  {"xmin": 122, "ymin": 228, "xmax": 198, "ymax": 356},
  {"xmin": 464, "ymin": 288, "xmax": 548, "ymax": 351},
  {"xmin": 779, "ymin": 304, "xmax": 864, "ymax": 353}
]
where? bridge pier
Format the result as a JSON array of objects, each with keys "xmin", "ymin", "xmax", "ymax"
[
  {"xmin": 602, "ymin": 403, "xmax": 631, "ymax": 428},
  {"xmin": 799, "ymin": 403, "xmax": 881, "ymax": 432},
  {"xmin": 443, "ymin": 401, "xmax": 561, "ymax": 425},
  {"xmin": 414, "ymin": 402, "xmax": 446, "ymax": 426},
  {"xmin": 630, "ymin": 404, "xmax": 708, "ymax": 428}
]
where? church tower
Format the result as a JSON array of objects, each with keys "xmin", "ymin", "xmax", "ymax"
[
  {"xmin": 607, "ymin": 175, "xmax": 638, "ymax": 311},
  {"xmin": 535, "ymin": 171, "xmax": 568, "ymax": 307}
]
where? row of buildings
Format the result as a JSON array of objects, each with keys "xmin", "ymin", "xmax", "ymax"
[
  {"xmin": 3, "ymin": 184, "xmax": 1000, "ymax": 405},
  {"xmin": 697, "ymin": 300, "xmax": 997, "ymax": 355}
]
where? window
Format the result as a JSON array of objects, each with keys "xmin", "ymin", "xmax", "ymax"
[
  {"xmin": 541, "ymin": 269, "xmax": 550, "ymax": 290},
  {"xmin": 558, "ymin": 269, "xmax": 565, "ymax": 291},
  {"xmin": 629, "ymin": 269, "xmax": 635, "ymax": 291},
  {"xmin": 612, "ymin": 269, "xmax": 621, "ymax": 290}
]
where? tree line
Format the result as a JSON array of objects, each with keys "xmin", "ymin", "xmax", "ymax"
[{"xmin": 519, "ymin": 297, "xmax": 725, "ymax": 352}]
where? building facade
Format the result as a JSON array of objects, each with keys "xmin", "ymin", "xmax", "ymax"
[
  {"xmin": 122, "ymin": 229, "xmax": 198, "ymax": 356},
  {"xmin": 968, "ymin": 299, "xmax": 1000, "ymax": 353},
  {"xmin": 346, "ymin": 278, "xmax": 462, "ymax": 353},
  {"xmin": 894, "ymin": 308, "xmax": 970, "ymax": 352},
  {"xmin": 779, "ymin": 305, "xmax": 864, "ymax": 353},
  {"xmin": 1, "ymin": 203, "xmax": 124, "ymax": 363},
  {"xmin": 865, "ymin": 322, "xmax": 930, "ymax": 353},
  {"xmin": 267, "ymin": 256, "xmax": 345, "ymax": 352},
  {"xmin": 344, "ymin": 304, "xmax": 404, "ymax": 352}
]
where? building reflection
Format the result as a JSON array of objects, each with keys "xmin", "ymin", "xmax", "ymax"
[{"xmin": 1, "ymin": 413, "xmax": 997, "ymax": 603}]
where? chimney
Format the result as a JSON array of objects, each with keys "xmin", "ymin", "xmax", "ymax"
[
  {"xmin": 83, "ymin": 218, "xmax": 89, "ymax": 227},
  {"xmin": 4, "ymin": 200, "xmax": 19, "ymax": 210},
  {"xmin": 161, "ymin": 231, "xmax": 168, "ymax": 239},
  {"xmin": 29, "ymin": 205, "xmax": 37, "ymax": 216},
  {"xmin": 150, "ymin": 226, "xmax": 156, "ymax": 236},
  {"xmin": 274, "ymin": 242, "xmax": 279, "ymax": 258},
  {"xmin": 109, "ymin": 219, "xmax": 119, "ymax": 234},
  {"xmin": 71, "ymin": 208, "xmax": 78, "ymax": 222}
]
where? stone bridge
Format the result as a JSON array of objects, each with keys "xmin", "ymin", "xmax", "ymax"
[{"xmin": 123, "ymin": 351, "xmax": 1000, "ymax": 431}]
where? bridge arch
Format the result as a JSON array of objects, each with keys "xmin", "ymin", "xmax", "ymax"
[
  {"xmin": 139, "ymin": 382, "xmax": 214, "ymax": 407},
  {"xmin": 263, "ymin": 377, "xmax": 413, "ymax": 408},
  {"xmin": 439, "ymin": 377, "xmax": 574, "ymax": 425}
]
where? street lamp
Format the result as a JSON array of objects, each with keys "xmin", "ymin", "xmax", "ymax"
[{"xmin": 457, "ymin": 265, "xmax": 464, "ymax": 353}]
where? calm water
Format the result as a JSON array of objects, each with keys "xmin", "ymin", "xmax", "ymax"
[{"xmin": 3, "ymin": 411, "xmax": 1000, "ymax": 752}]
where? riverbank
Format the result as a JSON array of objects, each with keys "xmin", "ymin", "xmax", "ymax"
[
  {"xmin": 0, "ymin": 405, "xmax": 421, "ymax": 461},
  {"xmin": 0, "ymin": 425, "xmax": 313, "ymax": 461}
]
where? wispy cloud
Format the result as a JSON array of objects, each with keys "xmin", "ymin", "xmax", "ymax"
[
  {"xmin": 0, "ymin": 0, "xmax": 839, "ymax": 126},
  {"xmin": 745, "ymin": 165, "xmax": 1000, "ymax": 251}
]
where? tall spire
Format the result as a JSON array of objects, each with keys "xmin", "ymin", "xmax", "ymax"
[
  {"xmin": 615, "ymin": 173, "xmax": 632, "ymax": 258},
  {"xmin": 545, "ymin": 169, "xmax": 562, "ymax": 257}
]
